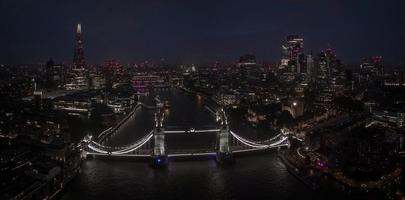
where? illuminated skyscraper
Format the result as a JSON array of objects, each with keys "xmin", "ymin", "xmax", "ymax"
[
  {"xmin": 73, "ymin": 24, "xmax": 85, "ymax": 68},
  {"xmin": 280, "ymin": 35, "xmax": 304, "ymax": 70},
  {"xmin": 286, "ymin": 35, "xmax": 304, "ymax": 61},
  {"xmin": 306, "ymin": 54, "xmax": 314, "ymax": 76},
  {"xmin": 64, "ymin": 24, "xmax": 88, "ymax": 90},
  {"xmin": 360, "ymin": 56, "xmax": 384, "ymax": 77},
  {"xmin": 318, "ymin": 51, "xmax": 328, "ymax": 79}
]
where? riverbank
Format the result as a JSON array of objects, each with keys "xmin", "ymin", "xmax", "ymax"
[{"xmin": 278, "ymin": 151, "xmax": 320, "ymax": 191}]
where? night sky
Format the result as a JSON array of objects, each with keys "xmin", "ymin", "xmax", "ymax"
[{"xmin": 1, "ymin": 0, "xmax": 405, "ymax": 64}]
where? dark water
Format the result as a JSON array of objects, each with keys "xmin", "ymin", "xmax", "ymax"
[{"xmin": 61, "ymin": 89, "xmax": 345, "ymax": 200}]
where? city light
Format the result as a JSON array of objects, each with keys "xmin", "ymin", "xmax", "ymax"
[{"xmin": 1, "ymin": 2, "xmax": 404, "ymax": 199}]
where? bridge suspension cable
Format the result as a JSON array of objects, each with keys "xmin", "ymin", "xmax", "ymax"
[
  {"xmin": 88, "ymin": 131, "xmax": 154, "ymax": 155},
  {"xmin": 262, "ymin": 133, "xmax": 282, "ymax": 143},
  {"xmin": 111, "ymin": 133, "xmax": 153, "ymax": 155},
  {"xmin": 229, "ymin": 130, "xmax": 288, "ymax": 149}
]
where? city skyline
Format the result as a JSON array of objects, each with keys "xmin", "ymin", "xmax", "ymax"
[
  {"xmin": 1, "ymin": 2, "xmax": 405, "ymax": 199},
  {"xmin": 1, "ymin": 0, "xmax": 405, "ymax": 64}
]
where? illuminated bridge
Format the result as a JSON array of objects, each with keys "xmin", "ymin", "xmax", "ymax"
[{"xmin": 81, "ymin": 99, "xmax": 291, "ymax": 166}]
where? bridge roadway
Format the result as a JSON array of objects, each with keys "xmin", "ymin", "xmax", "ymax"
[
  {"xmin": 86, "ymin": 144, "xmax": 289, "ymax": 159},
  {"xmin": 85, "ymin": 143, "xmax": 290, "ymax": 158}
]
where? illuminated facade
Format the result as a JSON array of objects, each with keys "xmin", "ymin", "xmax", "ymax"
[
  {"xmin": 73, "ymin": 24, "xmax": 85, "ymax": 69},
  {"xmin": 65, "ymin": 24, "xmax": 89, "ymax": 90},
  {"xmin": 280, "ymin": 35, "xmax": 304, "ymax": 70}
]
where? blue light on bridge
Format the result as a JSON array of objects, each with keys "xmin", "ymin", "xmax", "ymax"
[{"xmin": 154, "ymin": 156, "xmax": 163, "ymax": 164}]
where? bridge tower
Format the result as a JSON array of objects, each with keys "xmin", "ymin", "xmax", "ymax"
[
  {"xmin": 216, "ymin": 108, "xmax": 234, "ymax": 164},
  {"xmin": 152, "ymin": 98, "xmax": 168, "ymax": 167}
]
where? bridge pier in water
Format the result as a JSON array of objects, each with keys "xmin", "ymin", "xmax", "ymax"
[
  {"xmin": 216, "ymin": 109, "xmax": 234, "ymax": 164},
  {"xmin": 152, "ymin": 127, "xmax": 167, "ymax": 167},
  {"xmin": 151, "ymin": 99, "xmax": 168, "ymax": 168}
]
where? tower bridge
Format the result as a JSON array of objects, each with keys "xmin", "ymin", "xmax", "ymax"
[{"xmin": 81, "ymin": 99, "xmax": 291, "ymax": 167}]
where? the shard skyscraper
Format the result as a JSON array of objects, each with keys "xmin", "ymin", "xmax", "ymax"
[{"xmin": 73, "ymin": 24, "xmax": 85, "ymax": 68}]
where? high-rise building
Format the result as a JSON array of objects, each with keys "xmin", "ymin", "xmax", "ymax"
[
  {"xmin": 45, "ymin": 59, "xmax": 65, "ymax": 89},
  {"xmin": 297, "ymin": 53, "xmax": 306, "ymax": 74},
  {"xmin": 280, "ymin": 35, "xmax": 304, "ymax": 70},
  {"xmin": 280, "ymin": 45, "xmax": 290, "ymax": 68},
  {"xmin": 73, "ymin": 24, "xmax": 85, "ymax": 69},
  {"xmin": 360, "ymin": 56, "xmax": 384, "ymax": 77},
  {"xmin": 306, "ymin": 54, "xmax": 314, "ymax": 76},
  {"xmin": 318, "ymin": 51, "xmax": 329, "ymax": 79},
  {"xmin": 318, "ymin": 49, "xmax": 342, "ymax": 80},
  {"xmin": 286, "ymin": 35, "xmax": 304, "ymax": 61},
  {"xmin": 65, "ymin": 24, "xmax": 88, "ymax": 90}
]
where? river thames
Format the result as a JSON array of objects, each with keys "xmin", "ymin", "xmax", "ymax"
[{"xmin": 61, "ymin": 88, "xmax": 348, "ymax": 200}]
